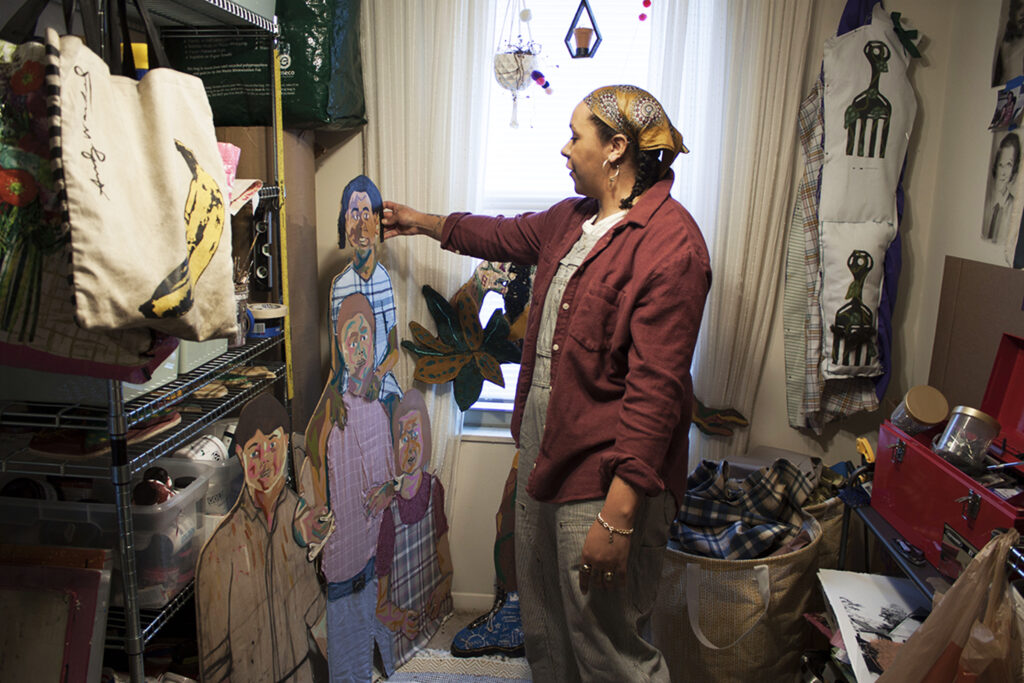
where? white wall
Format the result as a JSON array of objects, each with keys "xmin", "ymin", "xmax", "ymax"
[{"xmin": 446, "ymin": 436, "xmax": 518, "ymax": 610}]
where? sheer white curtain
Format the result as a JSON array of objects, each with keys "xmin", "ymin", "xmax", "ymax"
[
  {"xmin": 659, "ymin": 0, "xmax": 814, "ymax": 464},
  {"xmin": 360, "ymin": 0, "xmax": 495, "ymax": 501}
]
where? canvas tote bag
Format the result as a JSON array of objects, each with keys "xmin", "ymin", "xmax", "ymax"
[
  {"xmin": 46, "ymin": 23, "xmax": 236, "ymax": 341},
  {"xmin": 651, "ymin": 516, "xmax": 821, "ymax": 683}
]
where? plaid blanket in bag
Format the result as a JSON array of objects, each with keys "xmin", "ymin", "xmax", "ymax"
[{"xmin": 670, "ymin": 459, "xmax": 818, "ymax": 560}]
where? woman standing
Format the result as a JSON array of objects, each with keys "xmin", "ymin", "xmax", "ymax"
[{"xmin": 383, "ymin": 85, "xmax": 711, "ymax": 682}]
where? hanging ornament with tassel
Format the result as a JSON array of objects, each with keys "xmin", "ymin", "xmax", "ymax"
[{"xmin": 494, "ymin": 1, "xmax": 541, "ymax": 128}]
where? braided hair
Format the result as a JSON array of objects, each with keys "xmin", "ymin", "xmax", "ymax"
[{"xmin": 589, "ymin": 114, "xmax": 663, "ymax": 209}]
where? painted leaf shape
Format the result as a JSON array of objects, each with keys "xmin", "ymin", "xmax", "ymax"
[
  {"xmin": 474, "ymin": 351, "xmax": 504, "ymax": 386},
  {"xmin": 422, "ymin": 285, "xmax": 466, "ymax": 352},
  {"xmin": 453, "ymin": 362, "xmax": 485, "ymax": 411},
  {"xmin": 408, "ymin": 320, "xmax": 454, "ymax": 354},
  {"xmin": 400, "ymin": 339, "xmax": 447, "ymax": 358},
  {"xmin": 455, "ymin": 290, "xmax": 484, "ymax": 350},
  {"xmin": 412, "ymin": 353, "xmax": 472, "ymax": 384},
  {"xmin": 482, "ymin": 310, "xmax": 522, "ymax": 364}
]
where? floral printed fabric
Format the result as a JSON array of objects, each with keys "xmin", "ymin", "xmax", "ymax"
[{"xmin": 0, "ymin": 39, "xmax": 65, "ymax": 341}]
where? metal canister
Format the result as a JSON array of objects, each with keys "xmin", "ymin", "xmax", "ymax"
[
  {"xmin": 889, "ymin": 385, "xmax": 949, "ymax": 435},
  {"xmin": 933, "ymin": 406, "xmax": 1001, "ymax": 468}
]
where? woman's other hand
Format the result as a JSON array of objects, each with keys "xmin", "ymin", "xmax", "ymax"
[{"xmin": 381, "ymin": 201, "xmax": 445, "ymax": 241}]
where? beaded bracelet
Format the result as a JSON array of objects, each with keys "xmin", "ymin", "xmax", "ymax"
[{"xmin": 596, "ymin": 511, "xmax": 634, "ymax": 544}]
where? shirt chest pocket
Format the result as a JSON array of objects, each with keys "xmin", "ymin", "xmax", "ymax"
[{"xmin": 567, "ymin": 282, "xmax": 621, "ymax": 352}]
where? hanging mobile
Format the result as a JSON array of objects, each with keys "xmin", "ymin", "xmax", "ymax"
[{"xmin": 494, "ymin": 0, "xmax": 541, "ymax": 128}]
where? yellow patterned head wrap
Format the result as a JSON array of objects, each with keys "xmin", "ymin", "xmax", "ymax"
[{"xmin": 584, "ymin": 85, "xmax": 688, "ymax": 176}]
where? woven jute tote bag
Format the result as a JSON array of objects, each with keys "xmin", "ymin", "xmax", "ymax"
[{"xmin": 651, "ymin": 516, "xmax": 821, "ymax": 683}]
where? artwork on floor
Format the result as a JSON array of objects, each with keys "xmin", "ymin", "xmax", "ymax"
[
  {"xmin": 0, "ymin": 547, "xmax": 112, "ymax": 683},
  {"xmin": 195, "ymin": 392, "xmax": 331, "ymax": 682},
  {"xmin": 818, "ymin": 568, "xmax": 929, "ymax": 682}
]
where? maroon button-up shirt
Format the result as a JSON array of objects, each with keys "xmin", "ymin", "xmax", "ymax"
[{"xmin": 441, "ymin": 173, "xmax": 711, "ymax": 507}]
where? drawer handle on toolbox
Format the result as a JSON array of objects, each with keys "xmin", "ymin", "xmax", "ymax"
[
  {"xmin": 954, "ymin": 490, "xmax": 981, "ymax": 521},
  {"xmin": 890, "ymin": 440, "xmax": 906, "ymax": 464}
]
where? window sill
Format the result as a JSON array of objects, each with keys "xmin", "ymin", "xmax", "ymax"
[{"xmin": 460, "ymin": 426, "xmax": 515, "ymax": 444}]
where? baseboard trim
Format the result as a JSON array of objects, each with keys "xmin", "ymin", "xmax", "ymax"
[{"xmin": 451, "ymin": 591, "xmax": 495, "ymax": 613}]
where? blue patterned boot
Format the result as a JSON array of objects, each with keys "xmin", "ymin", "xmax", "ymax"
[{"xmin": 450, "ymin": 590, "xmax": 525, "ymax": 657}]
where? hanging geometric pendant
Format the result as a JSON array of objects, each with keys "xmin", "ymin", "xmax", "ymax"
[{"xmin": 564, "ymin": 0, "xmax": 602, "ymax": 58}]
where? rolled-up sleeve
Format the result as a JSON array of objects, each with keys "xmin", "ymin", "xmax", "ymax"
[{"xmin": 441, "ymin": 199, "xmax": 584, "ymax": 266}]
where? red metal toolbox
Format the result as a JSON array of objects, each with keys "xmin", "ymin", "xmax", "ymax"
[{"xmin": 871, "ymin": 334, "xmax": 1024, "ymax": 579}]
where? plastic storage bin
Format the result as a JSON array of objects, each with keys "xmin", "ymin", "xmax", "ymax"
[{"xmin": 0, "ymin": 458, "xmax": 210, "ymax": 608}]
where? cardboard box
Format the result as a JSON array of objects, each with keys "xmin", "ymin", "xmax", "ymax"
[{"xmin": 928, "ymin": 256, "xmax": 1024, "ymax": 409}]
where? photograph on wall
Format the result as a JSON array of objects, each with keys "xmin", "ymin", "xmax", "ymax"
[
  {"xmin": 989, "ymin": 76, "xmax": 1024, "ymax": 130},
  {"xmin": 982, "ymin": 130, "xmax": 1024, "ymax": 249},
  {"xmin": 994, "ymin": 0, "xmax": 1024, "ymax": 87}
]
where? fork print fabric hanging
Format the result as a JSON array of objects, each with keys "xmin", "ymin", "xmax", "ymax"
[{"xmin": 819, "ymin": 3, "xmax": 916, "ymax": 378}]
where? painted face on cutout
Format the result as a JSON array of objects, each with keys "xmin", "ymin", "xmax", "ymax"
[
  {"xmin": 561, "ymin": 101, "xmax": 614, "ymax": 199},
  {"xmin": 396, "ymin": 410, "xmax": 425, "ymax": 475},
  {"xmin": 238, "ymin": 427, "xmax": 287, "ymax": 494},
  {"xmin": 474, "ymin": 261, "xmax": 511, "ymax": 296},
  {"xmin": 345, "ymin": 191, "xmax": 378, "ymax": 259},
  {"xmin": 340, "ymin": 311, "xmax": 373, "ymax": 381}
]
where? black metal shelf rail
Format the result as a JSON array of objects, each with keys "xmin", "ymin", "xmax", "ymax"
[
  {"xmin": 140, "ymin": 0, "xmax": 276, "ymax": 33},
  {"xmin": 0, "ymin": 336, "xmax": 282, "ymax": 432},
  {"xmin": 126, "ymin": 362, "xmax": 284, "ymax": 476},
  {"xmin": 0, "ymin": 341, "xmax": 284, "ymax": 478},
  {"xmin": 106, "ymin": 580, "xmax": 196, "ymax": 649},
  {"xmin": 123, "ymin": 335, "xmax": 283, "ymax": 427}
]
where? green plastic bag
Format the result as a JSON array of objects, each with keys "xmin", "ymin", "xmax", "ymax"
[{"xmin": 164, "ymin": 0, "xmax": 365, "ymax": 129}]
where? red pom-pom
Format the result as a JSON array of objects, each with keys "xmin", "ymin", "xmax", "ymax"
[
  {"xmin": 643, "ymin": 0, "xmax": 652, "ymax": 7},
  {"xmin": 639, "ymin": 12, "xmax": 647, "ymax": 20}
]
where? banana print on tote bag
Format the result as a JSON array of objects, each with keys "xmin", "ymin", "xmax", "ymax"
[{"xmin": 139, "ymin": 140, "xmax": 226, "ymax": 321}]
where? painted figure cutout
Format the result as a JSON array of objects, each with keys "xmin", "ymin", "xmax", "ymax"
[
  {"xmin": 375, "ymin": 389, "xmax": 453, "ymax": 674},
  {"xmin": 305, "ymin": 292, "xmax": 396, "ymax": 682},
  {"xmin": 845, "ymin": 41, "xmax": 892, "ymax": 159},
  {"xmin": 329, "ymin": 175, "xmax": 402, "ymax": 410},
  {"xmin": 140, "ymin": 140, "xmax": 225, "ymax": 318},
  {"xmin": 830, "ymin": 250, "xmax": 876, "ymax": 366},
  {"xmin": 196, "ymin": 392, "xmax": 331, "ymax": 682}
]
